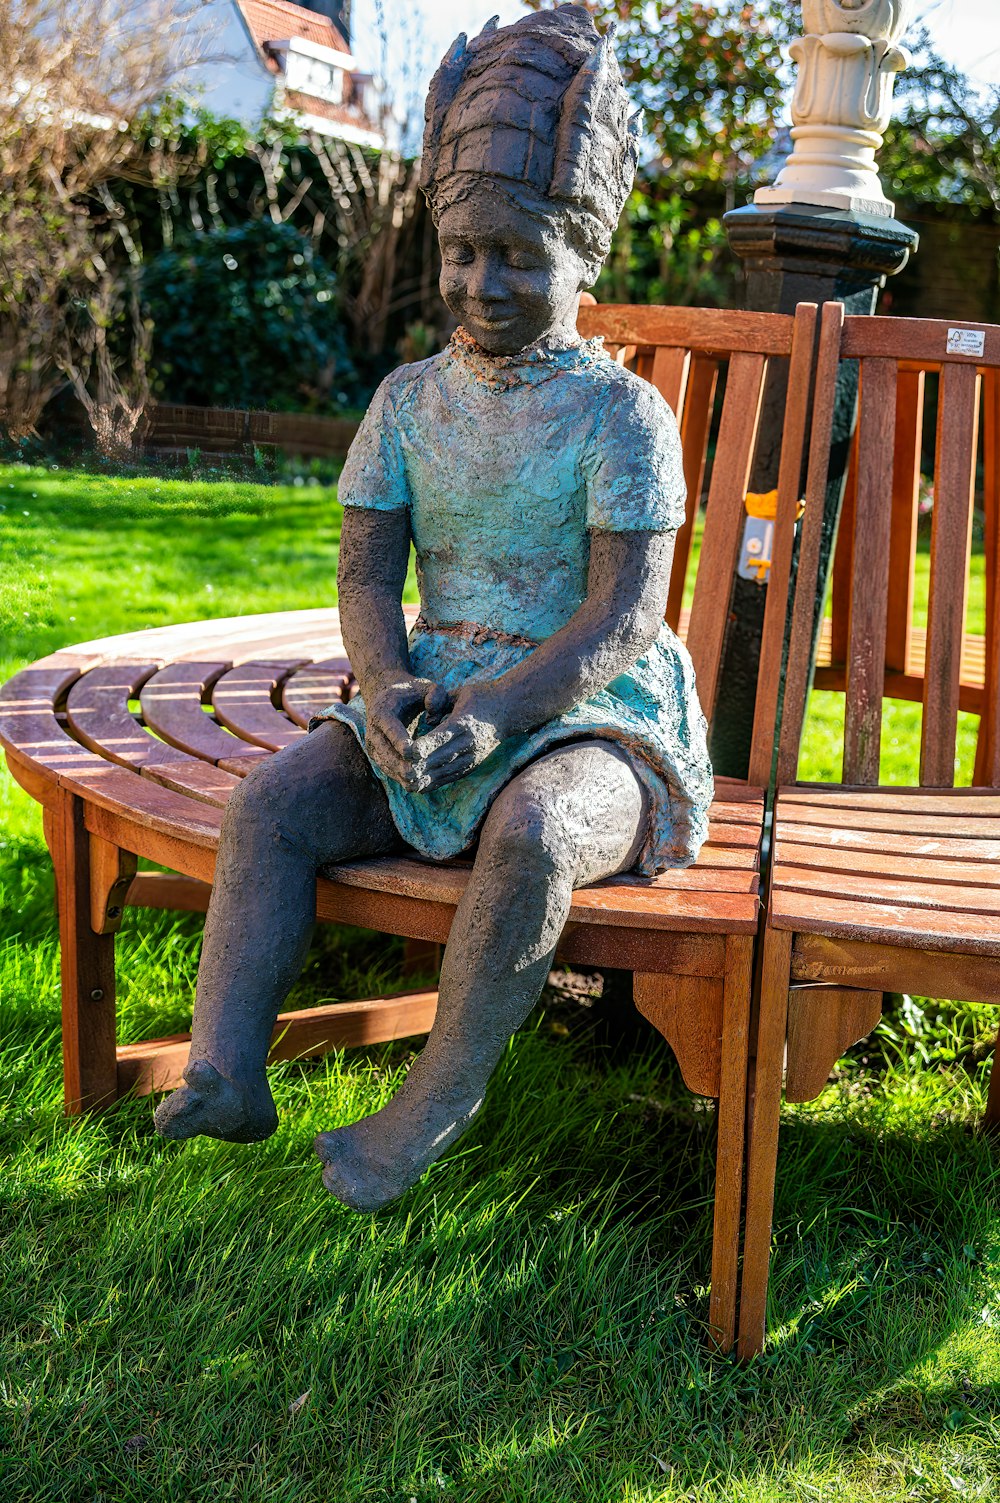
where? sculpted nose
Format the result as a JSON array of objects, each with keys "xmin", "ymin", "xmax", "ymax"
[{"xmin": 467, "ymin": 254, "xmax": 506, "ymax": 303}]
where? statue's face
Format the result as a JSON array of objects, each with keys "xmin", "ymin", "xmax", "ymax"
[{"xmin": 437, "ymin": 187, "xmax": 588, "ymax": 355}]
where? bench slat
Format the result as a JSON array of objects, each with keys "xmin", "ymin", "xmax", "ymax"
[
  {"xmin": 921, "ymin": 361, "xmax": 980, "ymax": 785},
  {"xmin": 687, "ymin": 351, "xmax": 767, "ymax": 715},
  {"xmin": 779, "ymin": 787, "xmax": 1000, "ymax": 815},
  {"xmin": 578, "ymin": 304, "xmax": 796, "ymax": 356},
  {"xmin": 841, "ymin": 316, "xmax": 1000, "ymax": 365},
  {"xmin": 667, "ymin": 355, "xmax": 719, "ymax": 632},
  {"xmin": 67, "ymin": 663, "xmax": 195, "ymax": 769},
  {"xmin": 140, "ymin": 661, "xmax": 269, "ymax": 769},
  {"xmin": 649, "ymin": 345, "xmax": 690, "ymax": 416},
  {"xmin": 750, "ymin": 305, "xmax": 817, "ymax": 787},
  {"xmin": 282, "ymin": 659, "xmax": 353, "ymax": 727},
  {"xmin": 774, "ymin": 818, "xmax": 1000, "ymax": 864},
  {"xmin": 775, "ymin": 840, "xmax": 1000, "ymax": 890},
  {"xmin": 0, "ymin": 659, "xmax": 103, "ymax": 781},
  {"xmin": 776, "ymin": 801, "xmax": 1000, "ymax": 837},
  {"xmin": 885, "ymin": 369, "xmax": 924, "ymax": 673},
  {"xmin": 773, "ymin": 864, "xmax": 1000, "ymax": 917},
  {"xmin": 211, "ymin": 662, "xmax": 309, "ymax": 751},
  {"xmin": 979, "ymin": 369, "xmax": 1000, "ymax": 783},
  {"xmin": 843, "ymin": 357, "xmax": 898, "ymax": 784},
  {"xmin": 771, "ymin": 886, "xmax": 1000, "ymax": 957},
  {"xmin": 69, "ymin": 761, "xmax": 225, "ymax": 847}
]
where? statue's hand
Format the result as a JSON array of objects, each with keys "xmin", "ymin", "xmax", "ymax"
[
  {"xmin": 409, "ymin": 684, "xmax": 509, "ymax": 790},
  {"xmin": 365, "ymin": 675, "xmax": 452, "ymax": 790}
]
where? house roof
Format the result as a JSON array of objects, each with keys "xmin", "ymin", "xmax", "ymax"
[{"xmin": 236, "ymin": 0, "xmax": 350, "ymax": 58}]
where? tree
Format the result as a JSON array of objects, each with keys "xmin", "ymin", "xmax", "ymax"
[
  {"xmin": 523, "ymin": 1, "xmax": 794, "ymax": 206},
  {"xmin": 880, "ymin": 26, "xmax": 1000, "ymax": 216},
  {"xmin": 519, "ymin": 2, "xmax": 796, "ymax": 308},
  {"xmin": 0, "ymin": 0, "xmax": 209, "ymax": 444},
  {"xmin": 113, "ymin": 103, "xmax": 437, "ymax": 394},
  {"xmin": 141, "ymin": 219, "xmax": 354, "ymax": 411}
]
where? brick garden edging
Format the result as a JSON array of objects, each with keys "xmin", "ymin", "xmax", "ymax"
[{"xmin": 144, "ymin": 404, "xmax": 361, "ymax": 461}]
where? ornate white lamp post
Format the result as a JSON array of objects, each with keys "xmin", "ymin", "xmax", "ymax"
[
  {"xmin": 756, "ymin": 0, "xmax": 915, "ymax": 217},
  {"xmin": 714, "ymin": 0, "xmax": 919, "ymax": 778}
]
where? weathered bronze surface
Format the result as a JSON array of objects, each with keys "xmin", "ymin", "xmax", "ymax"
[{"xmin": 154, "ymin": 5, "xmax": 713, "ymax": 1209}]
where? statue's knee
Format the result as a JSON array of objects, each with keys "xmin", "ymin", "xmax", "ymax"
[
  {"xmin": 222, "ymin": 755, "xmax": 311, "ymax": 852},
  {"xmin": 482, "ymin": 786, "xmax": 575, "ymax": 881}
]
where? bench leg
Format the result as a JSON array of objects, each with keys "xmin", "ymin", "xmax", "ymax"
[
  {"xmin": 738, "ymin": 925, "xmax": 792, "ymax": 1360},
  {"xmin": 47, "ymin": 790, "xmax": 119, "ymax": 1113},
  {"xmin": 708, "ymin": 935, "xmax": 753, "ymax": 1354},
  {"xmin": 401, "ymin": 938, "xmax": 442, "ymax": 980}
]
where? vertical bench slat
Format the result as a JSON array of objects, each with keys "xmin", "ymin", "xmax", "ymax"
[
  {"xmin": 666, "ymin": 355, "xmax": 719, "ymax": 631},
  {"xmin": 830, "ymin": 435, "xmax": 858, "ymax": 668},
  {"xmin": 921, "ymin": 362, "xmax": 980, "ymax": 786},
  {"xmin": 885, "ymin": 369, "xmax": 925, "ymax": 673},
  {"xmin": 776, "ymin": 302, "xmax": 846, "ymax": 786},
  {"xmin": 975, "ymin": 368, "xmax": 1000, "ymax": 785},
  {"xmin": 686, "ymin": 351, "xmax": 767, "ymax": 720},
  {"xmin": 749, "ymin": 305, "xmax": 817, "ymax": 788},
  {"xmin": 650, "ymin": 345, "xmax": 691, "ymax": 419},
  {"xmin": 843, "ymin": 357, "xmax": 898, "ymax": 785}
]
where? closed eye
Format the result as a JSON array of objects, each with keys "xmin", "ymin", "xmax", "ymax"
[{"xmin": 442, "ymin": 242, "xmax": 475, "ymax": 265}]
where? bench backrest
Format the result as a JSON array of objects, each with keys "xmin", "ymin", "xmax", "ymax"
[
  {"xmin": 578, "ymin": 301, "xmax": 837, "ymax": 788},
  {"xmin": 777, "ymin": 310, "xmax": 1000, "ymax": 789}
]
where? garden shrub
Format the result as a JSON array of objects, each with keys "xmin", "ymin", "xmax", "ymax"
[{"xmin": 142, "ymin": 219, "xmax": 358, "ymax": 412}]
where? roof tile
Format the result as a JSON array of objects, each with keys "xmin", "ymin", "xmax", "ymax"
[{"xmin": 236, "ymin": 0, "xmax": 350, "ymax": 56}]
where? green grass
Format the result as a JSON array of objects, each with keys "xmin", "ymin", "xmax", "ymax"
[{"xmin": 1, "ymin": 461, "xmax": 999, "ymax": 1502}]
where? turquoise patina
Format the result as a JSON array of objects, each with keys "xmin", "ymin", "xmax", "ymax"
[{"xmin": 316, "ymin": 327, "xmax": 714, "ymax": 876}]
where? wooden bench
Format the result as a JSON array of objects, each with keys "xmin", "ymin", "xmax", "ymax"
[
  {"xmin": 738, "ymin": 307, "xmax": 1000, "ymax": 1358},
  {"xmin": 0, "ymin": 303, "xmax": 834, "ymax": 1354}
]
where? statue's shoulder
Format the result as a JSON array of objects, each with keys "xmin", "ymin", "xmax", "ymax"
[
  {"xmin": 582, "ymin": 349, "xmax": 681, "ymax": 435},
  {"xmin": 374, "ymin": 352, "xmax": 447, "ymax": 409}
]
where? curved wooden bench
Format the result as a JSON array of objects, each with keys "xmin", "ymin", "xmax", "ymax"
[
  {"xmin": 3, "ymin": 609, "xmax": 762, "ymax": 1363},
  {"xmin": 2, "ymin": 302, "xmax": 843, "ymax": 1354},
  {"xmin": 0, "ymin": 607, "xmax": 763, "ymax": 1096}
]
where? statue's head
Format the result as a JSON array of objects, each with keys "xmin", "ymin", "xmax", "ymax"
[{"xmin": 420, "ymin": 5, "xmax": 640, "ymax": 354}]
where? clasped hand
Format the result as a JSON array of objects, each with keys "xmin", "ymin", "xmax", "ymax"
[{"xmin": 365, "ymin": 676, "xmax": 508, "ymax": 793}]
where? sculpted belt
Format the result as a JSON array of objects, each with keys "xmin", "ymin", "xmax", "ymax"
[{"xmin": 413, "ymin": 615, "xmax": 540, "ymax": 651}]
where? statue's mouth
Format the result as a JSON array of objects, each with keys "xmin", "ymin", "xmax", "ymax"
[{"xmin": 470, "ymin": 315, "xmax": 518, "ymax": 335}]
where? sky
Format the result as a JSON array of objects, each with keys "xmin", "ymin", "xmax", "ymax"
[{"xmin": 351, "ymin": 0, "xmax": 1000, "ymax": 130}]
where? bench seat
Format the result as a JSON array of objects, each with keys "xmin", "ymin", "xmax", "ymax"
[{"xmin": 771, "ymin": 785, "xmax": 1000, "ymax": 958}]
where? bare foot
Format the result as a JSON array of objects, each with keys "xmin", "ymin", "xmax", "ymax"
[
  {"xmin": 153, "ymin": 1060, "xmax": 278, "ymax": 1143},
  {"xmin": 314, "ymin": 1093, "xmax": 483, "ymax": 1211}
]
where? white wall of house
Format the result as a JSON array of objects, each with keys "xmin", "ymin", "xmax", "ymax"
[{"xmin": 175, "ymin": 0, "xmax": 274, "ymax": 127}]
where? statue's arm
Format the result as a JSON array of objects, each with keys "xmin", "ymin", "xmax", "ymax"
[
  {"xmin": 412, "ymin": 528, "xmax": 674, "ymax": 787},
  {"xmin": 337, "ymin": 507, "xmax": 412, "ymax": 695},
  {"xmin": 338, "ymin": 507, "xmax": 449, "ymax": 788}
]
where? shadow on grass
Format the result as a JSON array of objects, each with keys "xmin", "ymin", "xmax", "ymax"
[{"xmin": 2, "ymin": 999, "xmax": 998, "ymax": 1501}]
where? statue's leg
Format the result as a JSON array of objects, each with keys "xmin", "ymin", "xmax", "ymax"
[
  {"xmin": 154, "ymin": 721, "xmax": 399, "ymax": 1143},
  {"xmin": 316, "ymin": 740, "xmax": 649, "ymax": 1209}
]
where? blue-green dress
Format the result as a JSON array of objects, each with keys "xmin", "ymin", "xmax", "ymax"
[{"xmin": 315, "ymin": 330, "xmax": 713, "ymax": 876}]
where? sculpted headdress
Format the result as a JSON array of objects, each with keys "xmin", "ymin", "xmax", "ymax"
[{"xmin": 419, "ymin": 4, "xmax": 642, "ymax": 270}]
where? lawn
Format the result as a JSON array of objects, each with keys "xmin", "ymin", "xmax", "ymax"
[{"xmin": 1, "ymin": 460, "xmax": 998, "ymax": 1503}]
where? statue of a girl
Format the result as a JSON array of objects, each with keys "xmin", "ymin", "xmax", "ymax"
[{"xmin": 154, "ymin": 4, "xmax": 714, "ymax": 1210}]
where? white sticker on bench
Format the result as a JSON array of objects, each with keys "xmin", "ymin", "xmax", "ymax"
[{"xmin": 947, "ymin": 328, "xmax": 986, "ymax": 358}]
